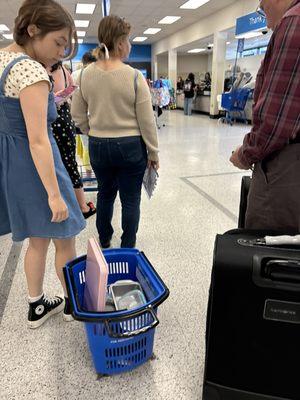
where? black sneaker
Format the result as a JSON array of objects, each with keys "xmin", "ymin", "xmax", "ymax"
[
  {"xmin": 28, "ymin": 294, "xmax": 64, "ymax": 329},
  {"xmin": 63, "ymin": 297, "xmax": 74, "ymax": 322}
]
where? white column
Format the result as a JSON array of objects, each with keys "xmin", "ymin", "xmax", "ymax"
[
  {"xmin": 168, "ymin": 49, "xmax": 177, "ymax": 90},
  {"xmin": 152, "ymin": 55, "xmax": 158, "ymax": 81},
  {"xmin": 210, "ymin": 31, "xmax": 227, "ymax": 117}
]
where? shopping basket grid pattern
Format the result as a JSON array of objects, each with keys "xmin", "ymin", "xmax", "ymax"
[{"xmin": 64, "ymin": 249, "xmax": 169, "ymax": 375}]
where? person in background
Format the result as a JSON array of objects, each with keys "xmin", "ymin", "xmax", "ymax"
[
  {"xmin": 177, "ymin": 76, "xmax": 184, "ymax": 91},
  {"xmin": 0, "ymin": 0, "xmax": 86, "ymax": 328},
  {"xmin": 183, "ymin": 72, "xmax": 196, "ymax": 116},
  {"xmin": 72, "ymin": 51, "xmax": 97, "ymax": 175},
  {"xmin": 230, "ymin": 0, "xmax": 300, "ymax": 232},
  {"xmin": 204, "ymin": 72, "xmax": 211, "ymax": 91},
  {"xmin": 71, "ymin": 51, "xmax": 96, "ymax": 83},
  {"xmin": 50, "ymin": 62, "xmax": 96, "ymax": 219},
  {"xmin": 72, "ymin": 15, "xmax": 159, "ymax": 249}
]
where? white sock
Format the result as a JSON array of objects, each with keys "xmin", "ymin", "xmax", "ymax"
[{"xmin": 28, "ymin": 293, "xmax": 43, "ymax": 303}]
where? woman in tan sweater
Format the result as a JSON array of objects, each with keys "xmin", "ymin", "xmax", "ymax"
[{"xmin": 71, "ymin": 15, "xmax": 159, "ymax": 248}]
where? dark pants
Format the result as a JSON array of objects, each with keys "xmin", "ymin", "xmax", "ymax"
[
  {"xmin": 245, "ymin": 144, "xmax": 300, "ymax": 232},
  {"xmin": 89, "ymin": 136, "xmax": 147, "ymax": 248}
]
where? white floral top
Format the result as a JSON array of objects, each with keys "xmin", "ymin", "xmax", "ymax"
[{"xmin": 0, "ymin": 51, "xmax": 50, "ymax": 98}]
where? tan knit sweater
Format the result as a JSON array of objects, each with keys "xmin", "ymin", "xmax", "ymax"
[{"xmin": 71, "ymin": 63, "xmax": 159, "ymax": 162}]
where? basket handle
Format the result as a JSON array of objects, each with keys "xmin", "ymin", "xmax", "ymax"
[{"xmin": 104, "ymin": 306, "xmax": 159, "ymax": 339}]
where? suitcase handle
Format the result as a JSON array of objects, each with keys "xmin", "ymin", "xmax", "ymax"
[
  {"xmin": 253, "ymin": 256, "xmax": 300, "ymax": 290},
  {"xmin": 264, "ymin": 259, "xmax": 300, "ymax": 283}
]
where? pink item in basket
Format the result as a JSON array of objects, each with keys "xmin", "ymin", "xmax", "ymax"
[{"xmin": 84, "ymin": 238, "xmax": 109, "ymax": 312}]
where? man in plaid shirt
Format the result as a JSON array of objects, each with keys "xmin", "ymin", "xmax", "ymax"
[{"xmin": 230, "ymin": 0, "xmax": 300, "ymax": 231}]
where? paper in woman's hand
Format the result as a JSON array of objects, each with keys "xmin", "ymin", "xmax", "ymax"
[{"xmin": 143, "ymin": 165, "xmax": 159, "ymax": 199}]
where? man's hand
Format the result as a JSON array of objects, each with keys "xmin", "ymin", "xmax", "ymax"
[{"xmin": 230, "ymin": 146, "xmax": 250, "ymax": 170}]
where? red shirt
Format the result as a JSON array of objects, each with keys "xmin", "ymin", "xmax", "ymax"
[{"xmin": 238, "ymin": 0, "xmax": 300, "ymax": 167}]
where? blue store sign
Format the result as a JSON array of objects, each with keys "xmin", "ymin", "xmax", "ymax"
[{"xmin": 236, "ymin": 12, "xmax": 267, "ymax": 36}]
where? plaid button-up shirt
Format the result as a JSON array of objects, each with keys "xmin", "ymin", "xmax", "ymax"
[{"xmin": 238, "ymin": 0, "xmax": 300, "ymax": 167}]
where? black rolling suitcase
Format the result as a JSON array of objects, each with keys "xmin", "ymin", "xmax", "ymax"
[
  {"xmin": 203, "ymin": 176, "xmax": 300, "ymax": 400},
  {"xmin": 203, "ymin": 230, "xmax": 300, "ymax": 400},
  {"xmin": 238, "ymin": 176, "xmax": 251, "ymax": 229}
]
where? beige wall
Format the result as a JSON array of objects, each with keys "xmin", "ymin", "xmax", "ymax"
[
  {"xmin": 157, "ymin": 54, "xmax": 168, "ymax": 78},
  {"xmin": 177, "ymin": 54, "xmax": 209, "ymax": 82},
  {"xmin": 157, "ymin": 53, "xmax": 210, "ymax": 82}
]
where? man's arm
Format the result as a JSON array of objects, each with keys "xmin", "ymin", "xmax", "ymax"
[{"xmin": 238, "ymin": 16, "xmax": 300, "ymax": 168}]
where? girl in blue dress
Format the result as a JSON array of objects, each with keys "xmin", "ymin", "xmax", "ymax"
[{"xmin": 0, "ymin": 0, "xmax": 86, "ymax": 328}]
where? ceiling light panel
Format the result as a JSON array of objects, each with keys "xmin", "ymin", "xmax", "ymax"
[
  {"xmin": 74, "ymin": 20, "xmax": 90, "ymax": 28},
  {"xmin": 76, "ymin": 3, "xmax": 96, "ymax": 14},
  {"xmin": 3, "ymin": 33, "xmax": 13, "ymax": 40},
  {"xmin": 188, "ymin": 48, "xmax": 206, "ymax": 53},
  {"xmin": 132, "ymin": 37, "xmax": 148, "ymax": 42},
  {"xmin": 0, "ymin": 24, "xmax": 9, "ymax": 31},
  {"xmin": 77, "ymin": 31, "xmax": 86, "ymax": 37},
  {"xmin": 158, "ymin": 16, "xmax": 181, "ymax": 24},
  {"xmin": 143, "ymin": 28, "xmax": 161, "ymax": 35},
  {"xmin": 180, "ymin": 0, "xmax": 210, "ymax": 9}
]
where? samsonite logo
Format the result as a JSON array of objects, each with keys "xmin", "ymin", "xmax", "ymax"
[{"xmin": 264, "ymin": 299, "xmax": 300, "ymax": 324}]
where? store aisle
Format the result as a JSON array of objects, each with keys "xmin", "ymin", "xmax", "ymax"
[{"xmin": 0, "ymin": 111, "xmax": 251, "ymax": 400}]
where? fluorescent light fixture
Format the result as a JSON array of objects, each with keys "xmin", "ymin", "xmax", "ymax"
[
  {"xmin": 3, "ymin": 33, "xmax": 13, "ymax": 40},
  {"xmin": 235, "ymin": 31, "xmax": 263, "ymax": 39},
  {"xmin": 74, "ymin": 20, "xmax": 90, "ymax": 28},
  {"xmin": 0, "ymin": 24, "xmax": 9, "ymax": 31},
  {"xmin": 132, "ymin": 36, "xmax": 148, "ymax": 42},
  {"xmin": 76, "ymin": 3, "xmax": 96, "ymax": 14},
  {"xmin": 180, "ymin": 0, "xmax": 210, "ymax": 9},
  {"xmin": 188, "ymin": 48, "xmax": 206, "ymax": 53},
  {"xmin": 76, "ymin": 31, "xmax": 86, "ymax": 37},
  {"xmin": 143, "ymin": 28, "xmax": 161, "ymax": 35},
  {"xmin": 226, "ymin": 41, "xmax": 231, "ymax": 45},
  {"xmin": 78, "ymin": 39, "xmax": 84, "ymax": 44},
  {"xmin": 158, "ymin": 16, "xmax": 181, "ymax": 24},
  {"xmin": 208, "ymin": 43, "xmax": 214, "ymax": 47}
]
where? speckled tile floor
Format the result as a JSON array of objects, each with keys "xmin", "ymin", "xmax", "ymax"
[{"xmin": 0, "ymin": 110, "xmax": 251, "ymax": 400}]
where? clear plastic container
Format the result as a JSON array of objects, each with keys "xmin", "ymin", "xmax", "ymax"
[{"xmin": 117, "ymin": 289, "xmax": 147, "ymax": 311}]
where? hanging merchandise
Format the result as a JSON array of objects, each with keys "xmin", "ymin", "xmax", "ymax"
[{"xmin": 152, "ymin": 79, "xmax": 171, "ymax": 108}]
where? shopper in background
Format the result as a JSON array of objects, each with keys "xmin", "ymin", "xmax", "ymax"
[
  {"xmin": 72, "ymin": 15, "xmax": 159, "ymax": 249},
  {"xmin": 71, "ymin": 50, "xmax": 96, "ymax": 83},
  {"xmin": 177, "ymin": 76, "xmax": 184, "ymax": 91},
  {"xmin": 183, "ymin": 72, "xmax": 196, "ymax": 116},
  {"xmin": 204, "ymin": 72, "xmax": 211, "ymax": 91},
  {"xmin": 0, "ymin": 0, "xmax": 86, "ymax": 328},
  {"xmin": 72, "ymin": 51, "xmax": 97, "ymax": 173},
  {"xmin": 50, "ymin": 62, "xmax": 96, "ymax": 219},
  {"xmin": 230, "ymin": 0, "xmax": 300, "ymax": 231}
]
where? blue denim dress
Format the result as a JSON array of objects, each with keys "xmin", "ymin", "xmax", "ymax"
[{"xmin": 0, "ymin": 55, "xmax": 86, "ymax": 241}]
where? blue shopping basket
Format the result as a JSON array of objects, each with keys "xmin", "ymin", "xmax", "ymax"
[
  {"xmin": 64, "ymin": 248, "xmax": 169, "ymax": 376},
  {"xmin": 221, "ymin": 88, "xmax": 252, "ymax": 125}
]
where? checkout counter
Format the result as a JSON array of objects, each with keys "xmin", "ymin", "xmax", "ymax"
[
  {"xmin": 176, "ymin": 76, "xmax": 211, "ymax": 114},
  {"xmin": 176, "ymin": 90, "xmax": 211, "ymax": 114}
]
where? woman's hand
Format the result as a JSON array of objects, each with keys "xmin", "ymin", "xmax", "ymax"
[
  {"xmin": 48, "ymin": 195, "xmax": 69, "ymax": 223},
  {"xmin": 147, "ymin": 160, "xmax": 160, "ymax": 170}
]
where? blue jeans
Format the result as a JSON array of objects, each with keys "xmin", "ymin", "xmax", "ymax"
[
  {"xmin": 89, "ymin": 136, "xmax": 147, "ymax": 248},
  {"xmin": 184, "ymin": 97, "xmax": 193, "ymax": 115}
]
